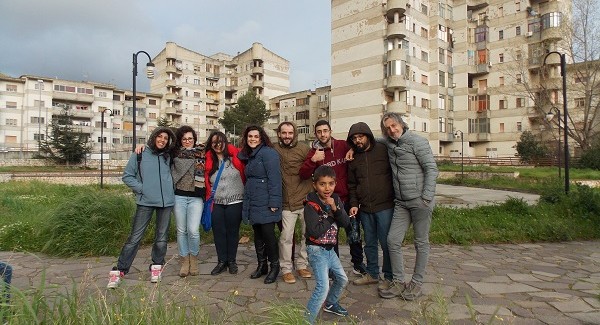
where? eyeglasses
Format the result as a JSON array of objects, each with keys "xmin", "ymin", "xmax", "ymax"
[
  {"xmin": 212, "ymin": 141, "xmax": 224, "ymax": 147},
  {"xmin": 182, "ymin": 137, "xmax": 194, "ymax": 142}
]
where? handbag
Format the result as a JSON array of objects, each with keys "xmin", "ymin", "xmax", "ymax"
[{"xmin": 201, "ymin": 160, "xmax": 225, "ymax": 231}]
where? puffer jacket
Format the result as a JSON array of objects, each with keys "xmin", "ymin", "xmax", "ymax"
[
  {"xmin": 346, "ymin": 122, "xmax": 394, "ymax": 213},
  {"xmin": 274, "ymin": 136, "xmax": 313, "ymax": 212},
  {"xmin": 384, "ymin": 130, "xmax": 438, "ymax": 202},
  {"xmin": 239, "ymin": 144, "xmax": 283, "ymax": 225},
  {"xmin": 122, "ymin": 127, "xmax": 175, "ymax": 207}
]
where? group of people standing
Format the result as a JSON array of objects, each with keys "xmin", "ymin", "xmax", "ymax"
[{"xmin": 107, "ymin": 112, "xmax": 438, "ymax": 324}]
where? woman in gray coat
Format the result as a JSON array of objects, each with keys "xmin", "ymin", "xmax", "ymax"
[{"xmin": 238, "ymin": 125, "xmax": 282, "ymax": 284}]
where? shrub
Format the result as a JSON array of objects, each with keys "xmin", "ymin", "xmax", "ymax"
[
  {"xmin": 516, "ymin": 131, "xmax": 550, "ymax": 164},
  {"xmin": 579, "ymin": 146, "xmax": 600, "ymax": 170}
]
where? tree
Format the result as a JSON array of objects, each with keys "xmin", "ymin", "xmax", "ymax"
[
  {"xmin": 219, "ymin": 87, "xmax": 270, "ymax": 136},
  {"xmin": 39, "ymin": 110, "xmax": 91, "ymax": 165},
  {"xmin": 516, "ymin": 131, "xmax": 550, "ymax": 164}
]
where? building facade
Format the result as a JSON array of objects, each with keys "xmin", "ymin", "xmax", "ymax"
[
  {"xmin": 150, "ymin": 42, "xmax": 290, "ymax": 140},
  {"xmin": 331, "ymin": 0, "xmax": 571, "ymax": 157}
]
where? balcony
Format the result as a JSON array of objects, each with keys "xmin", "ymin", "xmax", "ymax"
[
  {"xmin": 387, "ymin": 22, "xmax": 407, "ymax": 39},
  {"xmin": 386, "ymin": 0, "xmax": 407, "ymax": 21},
  {"xmin": 541, "ymin": 27, "xmax": 562, "ymax": 41},
  {"xmin": 467, "ymin": 0, "xmax": 488, "ymax": 11},
  {"xmin": 467, "ymin": 64, "xmax": 490, "ymax": 76},
  {"xmin": 165, "ymin": 65, "xmax": 181, "ymax": 75},
  {"xmin": 387, "ymin": 48, "xmax": 408, "ymax": 62},
  {"xmin": 70, "ymin": 109, "xmax": 94, "ymax": 119},
  {"xmin": 164, "ymin": 93, "xmax": 177, "ymax": 101},
  {"xmin": 252, "ymin": 66, "xmax": 264, "ymax": 75},
  {"xmin": 165, "ymin": 79, "xmax": 182, "ymax": 89},
  {"xmin": 252, "ymin": 80, "xmax": 264, "ymax": 88},
  {"xmin": 165, "ymin": 108, "xmax": 183, "ymax": 116},
  {"xmin": 52, "ymin": 91, "xmax": 94, "ymax": 103},
  {"xmin": 476, "ymin": 133, "xmax": 491, "ymax": 141},
  {"xmin": 385, "ymin": 75, "xmax": 407, "ymax": 91},
  {"xmin": 386, "ymin": 101, "xmax": 410, "ymax": 114}
]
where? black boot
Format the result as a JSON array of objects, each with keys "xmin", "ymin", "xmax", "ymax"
[
  {"xmin": 211, "ymin": 261, "xmax": 228, "ymax": 276},
  {"xmin": 250, "ymin": 242, "xmax": 268, "ymax": 279},
  {"xmin": 228, "ymin": 260, "xmax": 238, "ymax": 274},
  {"xmin": 264, "ymin": 261, "xmax": 280, "ymax": 284}
]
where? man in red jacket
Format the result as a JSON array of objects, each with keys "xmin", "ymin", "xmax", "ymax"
[{"xmin": 300, "ymin": 120, "xmax": 366, "ymax": 276}]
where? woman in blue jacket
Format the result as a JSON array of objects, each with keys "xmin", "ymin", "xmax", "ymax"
[
  {"xmin": 238, "ymin": 125, "xmax": 282, "ymax": 284},
  {"xmin": 108, "ymin": 127, "xmax": 175, "ymax": 289}
]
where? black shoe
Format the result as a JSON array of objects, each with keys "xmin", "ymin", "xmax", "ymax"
[
  {"xmin": 264, "ymin": 262, "xmax": 280, "ymax": 284},
  {"xmin": 211, "ymin": 262, "xmax": 228, "ymax": 276},
  {"xmin": 250, "ymin": 262, "xmax": 268, "ymax": 279},
  {"xmin": 228, "ymin": 261, "xmax": 238, "ymax": 274}
]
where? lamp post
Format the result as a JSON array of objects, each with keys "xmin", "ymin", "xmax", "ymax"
[
  {"xmin": 545, "ymin": 107, "xmax": 561, "ymax": 179},
  {"xmin": 543, "ymin": 51, "xmax": 569, "ymax": 194},
  {"xmin": 132, "ymin": 51, "xmax": 155, "ymax": 151},
  {"xmin": 454, "ymin": 130, "xmax": 464, "ymax": 179},
  {"xmin": 37, "ymin": 79, "xmax": 43, "ymax": 151},
  {"xmin": 100, "ymin": 108, "xmax": 114, "ymax": 188}
]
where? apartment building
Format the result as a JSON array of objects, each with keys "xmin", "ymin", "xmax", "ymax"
[
  {"xmin": 0, "ymin": 74, "xmax": 161, "ymax": 157},
  {"xmin": 266, "ymin": 86, "xmax": 331, "ymax": 143},
  {"xmin": 150, "ymin": 42, "xmax": 290, "ymax": 140},
  {"xmin": 331, "ymin": 0, "xmax": 570, "ymax": 157}
]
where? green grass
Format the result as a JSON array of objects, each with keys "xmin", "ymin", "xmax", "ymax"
[
  {"xmin": 438, "ymin": 165, "xmax": 600, "ymax": 180},
  {"xmin": 0, "ymin": 166, "xmax": 98, "ymax": 173}
]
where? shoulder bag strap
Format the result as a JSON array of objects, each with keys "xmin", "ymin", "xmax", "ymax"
[{"xmin": 209, "ymin": 160, "xmax": 226, "ymax": 199}]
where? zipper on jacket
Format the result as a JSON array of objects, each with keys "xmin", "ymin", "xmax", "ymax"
[
  {"xmin": 365, "ymin": 152, "xmax": 371, "ymax": 211},
  {"xmin": 158, "ymin": 155, "xmax": 165, "ymax": 207},
  {"xmin": 393, "ymin": 142, "xmax": 405, "ymax": 201}
]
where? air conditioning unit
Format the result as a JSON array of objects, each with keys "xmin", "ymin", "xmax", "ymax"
[
  {"xmin": 488, "ymin": 62, "xmax": 493, "ymax": 68},
  {"xmin": 320, "ymin": 112, "xmax": 327, "ymax": 117},
  {"xmin": 526, "ymin": 31, "xmax": 533, "ymax": 37}
]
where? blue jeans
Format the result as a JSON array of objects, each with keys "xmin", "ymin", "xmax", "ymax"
[
  {"xmin": 174, "ymin": 195, "xmax": 203, "ymax": 257},
  {"xmin": 0, "ymin": 262, "xmax": 11, "ymax": 304},
  {"xmin": 117, "ymin": 205, "xmax": 173, "ymax": 274},
  {"xmin": 388, "ymin": 198, "xmax": 434, "ymax": 284},
  {"xmin": 360, "ymin": 208, "xmax": 393, "ymax": 280},
  {"xmin": 306, "ymin": 245, "xmax": 348, "ymax": 325}
]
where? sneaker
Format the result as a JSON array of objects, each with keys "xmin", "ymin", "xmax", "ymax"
[
  {"xmin": 378, "ymin": 278, "xmax": 393, "ymax": 291},
  {"xmin": 297, "ymin": 268, "xmax": 312, "ymax": 278},
  {"xmin": 353, "ymin": 274, "xmax": 378, "ymax": 286},
  {"xmin": 150, "ymin": 264, "xmax": 163, "ymax": 283},
  {"xmin": 323, "ymin": 303, "xmax": 348, "ymax": 316},
  {"xmin": 379, "ymin": 280, "xmax": 406, "ymax": 299},
  {"xmin": 282, "ymin": 272, "xmax": 296, "ymax": 284},
  {"xmin": 107, "ymin": 270, "xmax": 123, "ymax": 289},
  {"xmin": 352, "ymin": 264, "xmax": 367, "ymax": 276},
  {"xmin": 400, "ymin": 281, "xmax": 422, "ymax": 301}
]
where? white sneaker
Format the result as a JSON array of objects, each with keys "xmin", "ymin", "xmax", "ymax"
[
  {"xmin": 150, "ymin": 264, "xmax": 163, "ymax": 283},
  {"xmin": 107, "ymin": 270, "xmax": 123, "ymax": 289}
]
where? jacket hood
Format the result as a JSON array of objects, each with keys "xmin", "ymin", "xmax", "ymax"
[
  {"xmin": 147, "ymin": 127, "xmax": 175, "ymax": 154},
  {"xmin": 278, "ymin": 128, "xmax": 299, "ymax": 148},
  {"xmin": 346, "ymin": 122, "xmax": 375, "ymax": 150}
]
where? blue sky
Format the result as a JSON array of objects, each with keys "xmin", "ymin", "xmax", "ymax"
[{"xmin": 0, "ymin": 0, "xmax": 331, "ymax": 92}]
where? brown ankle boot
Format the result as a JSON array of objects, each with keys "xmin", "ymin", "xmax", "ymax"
[
  {"xmin": 179, "ymin": 255, "xmax": 190, "ymax": 277},
  {"xmin": 189, "ymin": 254, "xmax": 199, "ymax": 276}
]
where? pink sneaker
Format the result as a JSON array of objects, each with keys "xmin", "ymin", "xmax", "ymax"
[
  {"xmin": 150, "ymin": 264, "xmax": 163, "ymax": 283},
  {"xmin": 107, "ymin": 270, "xmax": 123, "ymax": 289}
]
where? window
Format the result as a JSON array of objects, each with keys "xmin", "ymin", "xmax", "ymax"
[
  {"xmin": 439, "ymin": 48, "xmax": 445, "ymax": 63},
  {"xmin": 422, "ymin": 122, "xmax": 427, "ymax": 132},
  {"xmin": 516, "ymin": 97, "xmax": 525, "ymax": 107},
  {"xmin": 194, "ymin": 79, "xmax": 200, "ymax": 85},
  {"xmin": 98, "ymin": 91, "xmax": 107, "ymax": 98},
  {"xmin": 296, "ymin": 110, "xmax": 309, "ymax": 120},
  {"xmin": 499, "ymin": 53, "xmax": 504, "ymax": 63},
  {"xmin": 421, "ymin": 98, "xmax": 430, "ymax": 109},
  {"xmin": 516, "ymin": 50, "xmax": 522, "ymax": 60},
  {"xmin": 421, "ymin": 3, "xmax": 428, "ymax": 14},
  {"xmin": 6, "ymin": 101, "xmax": 17, "ymax": 108},
  {"xmin": 194, "ymin": 92, "xmax": 201, "ymax": 98},
  {"xmin": 112, "ymin": 138, "xmax": 120, "ymax": 144},
  {"xmin": 499, "ymin": 6, "xmax": 504, "ymax": 16},
  {"xmin": 499, "ymin": 99, "xmax": 506, "ymax": 109},
  {"xmin": 438, "ymin": 25, "xmax": 448, "ymax": 41},
  {"xmin": 477, "ymin": 49, "xmax": 489, "ymax": 65},
  {"xmin": 475, "ymin": 26, "xmax": 487, "ymax": 42},
  {"xmin": 515, "ymin": 0, "xmax": 521, "ymax": 12},
  {"xmin": 386, "ymin": 60, "xmax": 407, "ymax": 77},
  {"xmin": 541, "ymin": 12, "xmax": 561, "ymax": 29},
  {"xmin": 478, "ymin": 79, "xmax": 487, "ymax": 91},
  {"xmin": 123, "ymin": 136, "xmax": 133, "ymax": 144},
  {"xmin": 113, "ymin": 94, "xmax": 121, "ymax": 101},
  {"xmin": 438, "ymin": 71, "xmax": 446, "ymax": 87},
  {"xmin": 439, "ymin": 117, "xmax": 446, "ymax": 133},
  {"xmin": 113, "ymin": 123, "xmax": 121, "ymax": 130},
  {"xmin": 575, "ymin": 98, "xmax": 585, "ymax": 107},
  {"xmin": 297, "ymin": 98, "xmax": 308, "ymax": 106},
  {"xmin": 499, "ymin": 76, "xmax": 504, "ymax": 86},
  {"xmin": 516, "ymin": 74, "xmax": 522, "ymax": 83},
  {"xmin": 421, "ymin": 50, "xmax": 428, "ymax": 62},
  {"xmin": 421, "ymin": 27, "xmax": 428, "ymax": 38},
  {"xmin": 499, "ymin": 30, "xmax": 504, "ymax": 40},
  {"xmin": 148, "ymin": 99, "xmax": 157, "ymax": 105},
  {"xmin": 517, "ymin": 122, "xmax": 522, "ymax": 131},
  {"xmin": 500, "ymin": 123, "xmax": 505, "ymax": 133},
  {"xmin": 438, "ymin": 94, "xmax": 446, "ymax": 110},
  {"xmin": 97, "ymin": 137, "xmax": 107, "ymax": 143},
  {"xmin": 149, "ymin": 112, "xmax": 157, "ymax": 119},
  {"xmin": 6, "ymin": 84, "xmax": 17, "ymax": 92},
  {"xmin": 30, "ymin": 117, "xmax": 45, "ymax": 124},
  {"xmin": 516, "ymin": 26, "xmax": 521, "ymax": 36},
  {"xmin": 6, "ymin": 118, "xmax": 17, "ymax": 126},
  {"xmin": 112, "ymin": 109, "xmax": 121, "ymax": 116},
  {"xmin": 34, "ymin": 134, "xmax": 45, "ymax": 141},
  {"xmin": 421, "ymin": 74, "xmax": 429, "ymax": 85},
  {"xmin": 34, "ymin": 83, "xmax": 44, "ymax": 90},
  {"xmin": 468, "ymin": 118, "xmax": 491, "ymax": 133}
]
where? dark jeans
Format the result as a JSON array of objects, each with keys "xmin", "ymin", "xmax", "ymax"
[
  {"xmin": 117, "ymin": 205, "xmax": 172, "ymax": 274},
  {"xmin": 333, "ymin": 202, "xmax": 364, "ymax": 267},
  {"xmin": 212, "ymin": 203, "xmax": 243, "ymax": 263},
  {"xmin": 0, "ymin": 262, "xmax": 12, "ymax": 304},
  {"xmin": 361, "ymin": 208, "xmax": 393, "ymax": 280},
  {"xmin": 252, "ymin": 222, "xmax": 279, "ymax": 264}
]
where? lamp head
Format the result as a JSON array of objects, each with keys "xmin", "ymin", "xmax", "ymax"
[{"xmin": 146, "ymin": 62, "xmax": 155, "ymax": 79}]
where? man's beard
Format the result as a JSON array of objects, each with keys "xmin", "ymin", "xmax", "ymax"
[{"xmin": 280, "ymin": 138, "xmax": 293, "ymax": 148}]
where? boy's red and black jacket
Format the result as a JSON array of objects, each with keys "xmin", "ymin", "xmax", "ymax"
[{"xmin": 303, "ymin": 192, "xmax": 350, "ymax": 247}]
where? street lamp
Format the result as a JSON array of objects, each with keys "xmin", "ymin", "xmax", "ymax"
[
  {"xmin": 542, "ymin": 51, "xmax": 569, "ymax": 194},
  {"xmin": 454, "ymin": 130, "xmax": 464, "ymax": 179},
  {"xmin": 37, "ymin": 79, "xmax": 43, "ymax": 151},
  {"xmin": 100, "ymin": 108, "xmax": 114, "ymax": 188},
  {"xmin": 545, "ymin": 107, "xmax": 561, "ymax": 179},
  {"xmin": 132, "ymin": 51, "xmax": 155, "ymax": 151}
]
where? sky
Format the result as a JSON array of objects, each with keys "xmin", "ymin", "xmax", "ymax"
[{"xmin": 0, "ymin": 0, "xmax": 331, "ymax": 93}]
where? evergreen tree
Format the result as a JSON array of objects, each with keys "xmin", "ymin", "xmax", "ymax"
[
  {"xmin": 219, "ymin": 87, "xmax": 270, "ymax": 136},
  {"xmin": 39, "ymin": 110, "xmax": 91, "ymax": 165},
  {"xmin": 516, "ymin": 131, "xmax": 549, "ymax": 164}
]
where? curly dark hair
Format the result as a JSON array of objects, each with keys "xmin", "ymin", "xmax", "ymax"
[
  {"xmin": 240, "ymin": 125, "xmax": 272, "ymax": 156},
  {"xmin": 204, "ymin": 131, "xmax": 232, "ymax": 176}
]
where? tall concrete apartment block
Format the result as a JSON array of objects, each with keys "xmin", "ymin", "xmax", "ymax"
[
  {"xmin": 150, "ymin": 42, "xmax": 290, "ymax": 140},
  {"xmin": 331, "ymin": 0, "xmax": 569, "ymax": 157},
  {"xmin": 0, "ymin": 73, "xmax": 161, "ymax": 158}
]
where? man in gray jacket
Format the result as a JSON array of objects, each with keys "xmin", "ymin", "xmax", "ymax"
[{"xmin": 378, "ymin": 112, "xmax": 438, "ymax": 301}]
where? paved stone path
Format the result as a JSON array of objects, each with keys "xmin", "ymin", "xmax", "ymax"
[{"xmin": 2, "ymin": 241, "xmax": 599, "ymax": 324}]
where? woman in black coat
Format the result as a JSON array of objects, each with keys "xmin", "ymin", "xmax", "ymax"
[{"xmin": 238, "ymin": 125, "xmax": 282, "ymax": 284}]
